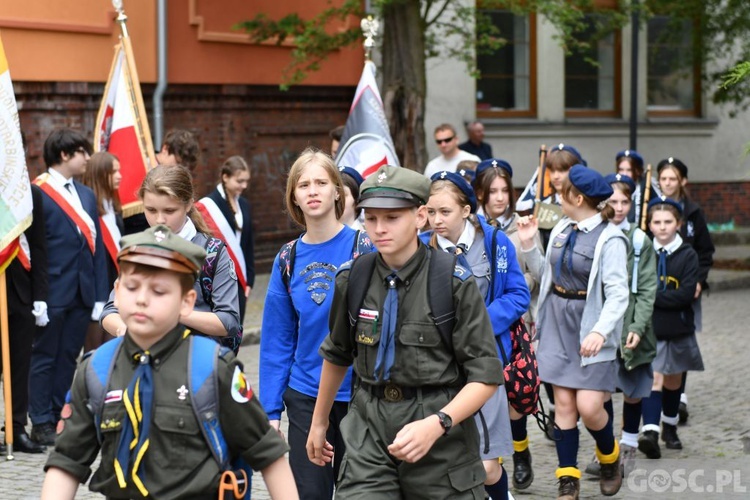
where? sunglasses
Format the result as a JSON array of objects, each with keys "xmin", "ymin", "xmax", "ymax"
[{"xmin": 435, "ymin": 136, "xmax": 455, "ymax": 145}]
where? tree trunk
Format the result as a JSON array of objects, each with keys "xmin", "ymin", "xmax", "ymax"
[{"xmin": 382, "ymin": 0, "xmax": 428, "ymax": 172}]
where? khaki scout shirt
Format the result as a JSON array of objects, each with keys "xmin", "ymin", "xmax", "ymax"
[
  {"xmin": 45, "ymin": 326, "xmax": 287, "ymax": 499},
  {"xmin": 321, "ymin": 244, "xmax": 503, "ymax": 387}
]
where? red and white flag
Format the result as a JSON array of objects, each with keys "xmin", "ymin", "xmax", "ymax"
[
  {"xmin": 94, "ymin": 39, "xmax": 155, "ymax": 217},
  {"xmin": 335, "ymin": 60, "xmax": 399, "ymax": 177}
]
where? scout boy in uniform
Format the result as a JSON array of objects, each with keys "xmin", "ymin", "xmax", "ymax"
[
  {"xmin": 306, "ymin": 165, "xmax": 504, "ymax": 498},
  {"xmin": 41, "ymin": 225, "xmax": 298, "ymax": 500}
]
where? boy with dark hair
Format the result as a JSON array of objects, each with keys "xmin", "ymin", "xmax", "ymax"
[
  {"xmin": 306, "ymin": 165, "xmax": 503, "ymax": 498},
  {"xmin": 157, "ymin": 128, "xmax": 201, "ymax": 172},
  {"xmin": 41, "ymin": 225, "xmax": 297, "ymax": 499},
  {"xmin": 29, "ymin": 127, "xmax": 109, "ymax": 447}
]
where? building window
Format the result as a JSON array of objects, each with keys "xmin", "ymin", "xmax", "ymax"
[
  {"xmin": 565, "ymin": 15, "xmax": 621, "ymax": 117},
  {"xmin": 476, "ymin": 11, "xmax": 536, "ymax": 118},
  {"xmin": 647, "ymin": 16, "xmax": 700, "ymax": 116}
]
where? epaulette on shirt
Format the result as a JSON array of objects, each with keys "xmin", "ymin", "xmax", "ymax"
[{"xmin": 453, "ymin": 263, "xmax": 471, "ymax": 281}]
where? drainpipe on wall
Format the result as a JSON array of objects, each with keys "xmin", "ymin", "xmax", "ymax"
[{"xmin": 153, "ymin": 0, "xmax": 167, "ymax": 148}]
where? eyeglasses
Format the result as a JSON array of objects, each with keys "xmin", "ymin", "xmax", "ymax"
[{"xmin": 435, "ymin": 136, "xmax": 455, "ymax": 145}]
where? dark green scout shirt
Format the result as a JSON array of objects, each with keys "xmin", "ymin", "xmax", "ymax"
[
  {"xmin": 321, "ymin": 244, "xmax": 503, "ymax": 387},
  {"xmin": 45, "ymin": 326, "xmax": 288, "ymax": 500}
]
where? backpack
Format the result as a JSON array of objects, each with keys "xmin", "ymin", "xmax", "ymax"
[
  {"xmin": 345, "ymin": 247, "xmax": 457, "ymax": 349},
  {"xmin": 490, "ymin": 226, "xmax": 541, "ymax": 416},
  {"xmin": 84, "ymin": 335, "xmax": 251, "ymax": 499},
  {"xmin": 201, "ymin": 236, "xmax": 242, "ymax": 355},
  {"xmin": 278, "ymin": 229, "xmax": 372, "ymax": 294}
]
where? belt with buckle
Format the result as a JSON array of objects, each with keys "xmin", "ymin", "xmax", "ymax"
[
  {"xmin": 552, "ymin": 284, "xmax": 587, "ymax": 300},
  {"xmin": 360, "ymin": 382, "xmax": 443, "ymax": 402}
]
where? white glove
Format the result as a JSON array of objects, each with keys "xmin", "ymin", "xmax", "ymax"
[
  {"xmin": 32, "ymin": 301, "xmax": 49, "ymax": 327},
  {"xmin": 91, "ymin": 301, "xmax": 106, "ymax": 321}
]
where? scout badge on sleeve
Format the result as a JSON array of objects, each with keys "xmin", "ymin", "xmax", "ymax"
[{"xmin": 230, "ymin": 366, "xmax": 253, "ymax": 403}]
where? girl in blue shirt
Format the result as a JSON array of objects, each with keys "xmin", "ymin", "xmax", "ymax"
[
  {"xmin": 260, "ymin": 148, "xmax": 372, "ymax": 500},
  {"xmin": 422, "ymin": 170, "xmax": 529, "ymax": 500}
]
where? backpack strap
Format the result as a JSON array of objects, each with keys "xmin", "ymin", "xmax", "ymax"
[
  {"xmin": 188, "ymin": 335, "xmax": 233, "ymax": 471},
  {"xmin": 85, "ymin": 337, "xmax": 125, "ymax": 444},
  {"xmin": 278, "ymin": 238, "xmax": 299, "ymax": 295},
  {"xmin": 200, "ymin": 236, "xmax": 226, "ymax": 308},
  {"xmin": 427, "ymin": 247, "xmax": 458, "ymax": 350},
  {"xmin": 631, "ymin": 227, "xmax": 646, "ymax": 294},
  {"xmin": 346, "ymin": 252, "xmax": 378, "ymax": 327}
]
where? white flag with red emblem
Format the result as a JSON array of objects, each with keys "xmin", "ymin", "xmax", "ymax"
[
  {"xmin": 94, "ymin": 39, "xmax": 155, "ymax": 217},
  {"xmin": 335, "ymin": 60, "xmax": 399, "ymax": 177}
]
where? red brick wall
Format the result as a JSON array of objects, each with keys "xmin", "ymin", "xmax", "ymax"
[
  {"xmin": 689, "ymin": 182, "xmax": 750, "ymax": 226},
  {"xmin": 16, "ymin": 81, "xmax": 353, "ymax": 271}
]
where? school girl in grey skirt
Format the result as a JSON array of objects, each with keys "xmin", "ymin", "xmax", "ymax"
[{"xmin": 517, "ymin": 165, "xmax": 629, "ymax": 499}]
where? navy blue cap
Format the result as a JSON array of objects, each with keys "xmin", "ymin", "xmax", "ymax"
[
  {"xmin": 604, "ymin": 173, "xmax": 636, "ymax": 194},
  {"xmin": 550, "ymin": 143, "xmax": 586, "ymax": 166},
  {"xmin": 430, "ymin": 170, "xmax": 478, "ymax": 213},
  {"xmin": 615, "ymin": 149, "xmax": 644, "ymax": 169},
  {"xmin": 457, "ymin": 167, "xmax": 476, "ymax": 182},
  {"xmin": 657, "ymin": 157, "xmax": 688, "ymax": 179},
  {"xmin": 568, "ymin": 164, "xmax": 613, "ymax": 199},
  {"xmin": 648, "ymin": 195, "xmax": 683, "ymax": 215},
  {"xmin": 338, "ymin": 166, "xmax": 364, "ymax": 186},
  {"xmin": 475, "ymin": 158, "xmax": 513, "ymax": 178}
]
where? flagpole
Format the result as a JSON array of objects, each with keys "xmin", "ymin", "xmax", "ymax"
[
  {"xmin": 114, "ymin": 1, "xmax": 157, "ymax": 167},
  {"xmin": 1, "ymin": 272, "xmax": 14, "ymax": 459}
]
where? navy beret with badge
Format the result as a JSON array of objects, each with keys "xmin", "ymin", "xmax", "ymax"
[
  {"xmin": 338, "ymin": 166, "xmax": 364, "ymax": 187},
  {"xmin": 657, "ymin": 157, "xmax": 688, "ymax": 178},
  {"xmin": 475, "ymin": 158, "xmax": 513, "ymax": 179},
  {"xmin": 118, "ymin": 224, "xmax": 207, "ymax": 277},
  {"xmin": 568, "ymin": 164, "xmax": 613, "ymax": 199},
  {"xmin": 430, "ymin": 170, "xmax": 478, "ymax": 213},
  {"xmin": 615, "ymin": 149, "xmax": 644, "ymax": 169},
  {"xmin": 550, "ymin": 143, "xmax": 586, "ymax": 166},
  {"xmin": 647, "ymin": 195, "xmax": 683, "ymax": 216},
  {"xmin": 604, "ymin": 173, "xmax": 636, "ymax": 194},
  {"xmin": 358, "ymin": 165, "xmax": 431, "ymax": 209}
]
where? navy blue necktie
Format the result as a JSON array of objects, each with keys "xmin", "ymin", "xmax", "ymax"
[
  {"xmin": 555, "ymin": 225, "xmax": 578, "ymax": 279},
  {"xmin": 374, "ymin": 273, "xmax": 399, "ymax": 381},
  {"xmin": 449, "ymin": 244, "xmax": 472, "ymax": 270},
  {"xmin": 114, "ymin": 350, "xmax": 154, "ymax": 497},
  {"xmin": 657, "ymin": 249, "xmax": 668, "ymax": 290}
]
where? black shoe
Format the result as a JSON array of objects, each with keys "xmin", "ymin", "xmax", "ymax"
[
  {"xmin": 637, "ymin": 430, "xmax": 661, "ymax": 459},
  {"xmin": 678, "ymin": 402, "xmax": 689, "ymax": 425},
  {"xmin": 662, "ymin": 423, "xmax": 683, "ymax": 449},
  {"xmin": 13, "ymin": 432, "xmax": 47, "ymax": 453},
  {"xmin": 557, "ymin": 475, "xmax": 580, "ymax": 500},
  {"xmin": 31, "ymin": 423, "xmax": 56, "ymax": 446},
  {"xmin": 512, "ymin": 448, "xmax": 534, "ymax": 489},
  {"xmin": 545, "ymin": 409, "xmax": 556, "ymax": 440}
]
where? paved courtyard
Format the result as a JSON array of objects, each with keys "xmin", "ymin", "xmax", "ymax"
[{"xmin": 1, "ymin": 287, "xmax": 748, "ymax": 498}]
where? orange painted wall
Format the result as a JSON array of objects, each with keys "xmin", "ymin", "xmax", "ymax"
[{"xmin": 0, "ymin": 0, "xmax": 362, "ymax": 86}]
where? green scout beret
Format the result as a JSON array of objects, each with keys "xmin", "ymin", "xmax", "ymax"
[
  {"xmin": 358, "ymin": 165, "xmax": 431, "ymax": 209},
  {"xmin": 118, "ymin": 224, "xmax": 207, "ymax": 277}
]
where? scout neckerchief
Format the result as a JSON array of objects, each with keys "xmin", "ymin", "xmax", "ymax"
[
  {"xmin": 194, "ymin": 194, "xmax": 248, "ymax": 290},
  {"xmin": 34, "ymin": 172, "xmax": 97, "ymax": 254},
  {"xmin": 374, "ymin": 272, "xmax": 399, "ymax": 381},
  {"xmin": 114, "ymin": 349, "xmax": 155, "ymax": 497},
  {"xmin": 653, "ymin": 233, "xmax": 683, "ymax": 291}
]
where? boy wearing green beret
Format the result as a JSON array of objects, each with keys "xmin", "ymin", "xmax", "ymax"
[
  {"xmin": 41, "ymin": 225, "xmax": 298, "ymax": 500},
  {"xmin": 306, "ymin": 166, "xmax": 503, "ymax": 498}
]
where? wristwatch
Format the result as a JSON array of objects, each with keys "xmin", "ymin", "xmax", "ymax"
[{"xmin": 436, "ymin": 411, "xmax": 453, "ymax": 435}]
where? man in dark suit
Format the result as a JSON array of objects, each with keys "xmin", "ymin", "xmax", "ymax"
[
  {"xmin": 28, "ymin": 128, "xmax": 109, "ymax": 446},
  {"xmin": 0, "ymin": 184, "xmax": 48, "ymax": 453},
  {"xmin": 459, "ymin": 120, "xmax": 493, "ymax": 160}
]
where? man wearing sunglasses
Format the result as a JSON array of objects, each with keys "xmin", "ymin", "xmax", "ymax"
[{"xmin": 424, "ymin": 123, "xmax": 480, "ymax": 178}]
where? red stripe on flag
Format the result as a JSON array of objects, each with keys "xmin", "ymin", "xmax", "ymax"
[
  {"xmin": 0, "ymin": 238, "xmax": 19, "ymax": 274},
  {"xmin": 109, "ymin": 125, "xmax": 148, "ymax": 207},
  {"xmin": 361, "ymin": 156, "xmax": 389, "ymax": 178}
]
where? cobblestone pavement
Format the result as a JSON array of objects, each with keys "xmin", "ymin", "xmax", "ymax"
[{"xmin": 2, "ymin": 289, "xmax": 749, "ymax": 498}]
